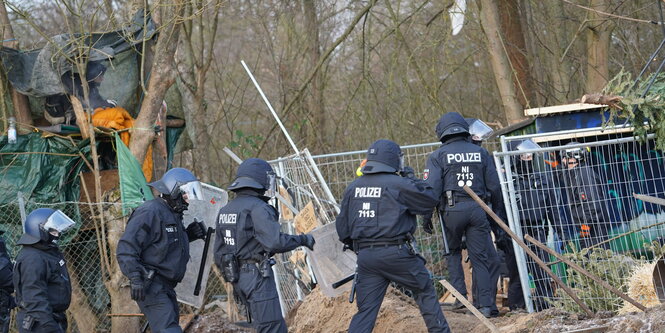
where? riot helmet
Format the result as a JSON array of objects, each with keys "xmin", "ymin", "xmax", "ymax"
[
  {"xmin": 560, "ymin": 142, "xmax": 589, "ymax": 169},
  {"xmin": 18, "ymin": 208, "xmax": 76, "ymax": 245},
  {"xmin": 228, "ymin": 158, "xmax": 277, "ymax": 196},
  {"xmin": 435, "ymin": 112, "xmax": 470, "ymax": 141},
  {"xmin": 466, "ymin": 118, "xmax": 493, "ymax": 145},
  {"xmin": 149, "ymin": 167, "xmax": 204, "ymax": 212},
  {"xmin": 511, "ymin": 139, "xmax": 541, "ymax": 174},
  {"xmin": 361, "ymin": 139, "xmax": 404, "ymax": 174}
]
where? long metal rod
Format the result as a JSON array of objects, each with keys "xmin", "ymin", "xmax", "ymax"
[
  {"xmin": 241, "ymin": 60, "xmax": 300, "ymax": 155},
  {"xmin": 504, "ymin": 123, "xmax": 644, "ymax": 142},
  {"xmin": 524, "ymin": 234, "xmax": 646, "ymax": 311},
  {"xmin": 495, "ymin": 133, "xmax": 656, "ymax": 157},
  {"xmin": 462, "ymin": 185, "xmax": 595, "ymax": 317},
  {"xmin": 269, "ymin": 141, "xmax": 443, "ymax": 163},
  {"xmin": 304, "ymin": 150, "xmax": 340, "ymax": 213},
  {"xmin": 498, "ymin": 136, "xmax": 534, "ymax": 313}
]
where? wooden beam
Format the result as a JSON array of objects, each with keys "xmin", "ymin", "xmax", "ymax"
[
  {"xmin": 439, "ymin": 279, "xmax": 499, "ymax": 333},
  {"xmin": 524, "ymin": 103, "xmax": 607, "ymax": 116},
  {"xmin": 524, "ymin": 234, "xmax": 646, "ymax": 311},
  {"xmin": 462, "ymin": 185, "xmax": 595, "ymax": 317}
]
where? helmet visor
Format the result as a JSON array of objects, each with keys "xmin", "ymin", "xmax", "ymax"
[
  {"xmin": 468, "ymin": 119, "xmax": 493, "ymax": 141},
  {"xmin": 515, "ymin": 139, "xmax": 541, "ymax": 160},
  {"xmin": 42, "ymin": 210, "xmax": 76, "ymax": 233},
  {"xmin": 265, "ymin": 172, "xmax": 277, "ymax": 198},
  {"xmin": 179, "ymin": 181, "xmax": 204, "ymax": 201}
]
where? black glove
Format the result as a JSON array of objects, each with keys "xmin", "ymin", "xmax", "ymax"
[
  {"xmin": 129, "ymin": 275, "xmax": 145, "ymax": 301},
  {"xmin": 300, "ymin": 234, "xmax": 316, "ymax": 251},
  {"xmin": 399, "ymin": 166, "xmax": 416, "ymax": 179},
  {"xmin": 422, "ymin": 216, "xmax": 434, "ymax": 234},
  {"xmin": 186, "ymin": 221, "xmax": 206, "ymax": 241}
]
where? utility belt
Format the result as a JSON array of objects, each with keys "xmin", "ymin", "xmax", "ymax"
[
  {"xmin": 442, "ymin": 190, "xmax": 483, "ymax": 208},
  {"xmin": 222, "ymin": 255, "xmax": 276, "ymax": 283},
  {"xmin": 353, "ymin": 234, "xmax": 418, "ymax": 254}
]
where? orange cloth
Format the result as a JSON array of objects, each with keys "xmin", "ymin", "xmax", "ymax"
[{"xmin": 92, "ymin": 107, "xmax": 154, "ymax": 181}]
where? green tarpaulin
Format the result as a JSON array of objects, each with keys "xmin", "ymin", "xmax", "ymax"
[{"xmin": 116, "ymin": 133, "xmax": 153, "ymax": 215}]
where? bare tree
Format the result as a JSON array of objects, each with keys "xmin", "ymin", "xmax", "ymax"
[
  {"xmin": 479, "ymin": 0, "xmax": 525, "ymax": 124},
  {"xmin": 585, "ymin": 0, "xmax": 614, "ymax": 93},
  {"xmin": 0, "ymin": 0, "xmax": 32, "ymax": 133}
]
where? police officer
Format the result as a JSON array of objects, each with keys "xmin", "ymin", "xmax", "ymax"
[
  {"xmin": 559, "ymin": 142, "xmax": 610, "ymax": 250},
  {"xmin": 117, "ymin": 167, "xmax": 207, "ymax": 333},
  {"xmin": 336, "ymin": 139, "xmax": 450, "ymax": 333},
  {"xmin": 0, "ymin": 231, "xmax": 13, "ymax": 333},
  {"xmin": 214, "ymin": 158, "xmax": 315, "ymax": 333},
  {"xmin": 512, "ymin": 139, "xmax": 566, "ymax": 310},
  {"xmin": 465, "ymin": 118, "xmax": 503, "ymax": 316},
  {"xmin": 13, "ymin": 208, "xmax": 76, "ymax": 333},
  {"xmin": 423, "ymin": 112, "xmax": 503, "ymax": 318}
]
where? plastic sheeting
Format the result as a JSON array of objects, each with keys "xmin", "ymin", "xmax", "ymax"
[
  {"xmin": 0, "ymin": 10, "xmax": 155, "ymax": 97},
  {"xmin": 115, "ymin": 133, "xmax": 153, "ymax": 215},
  {"xmin": 0, "ymin": 132, "xmax": 89, "ymax": 205}
]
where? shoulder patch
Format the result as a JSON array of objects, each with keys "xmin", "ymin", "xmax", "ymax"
[{"xmin": 423, "ymin": 169, "xmax": 430, "ymax": 180}]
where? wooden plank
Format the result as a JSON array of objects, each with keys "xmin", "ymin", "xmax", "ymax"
[
  {"xmin": 562, "ymin": 327, "xmax": 609, "ymax": 333},
  {"xmin": 525, "ymin": 234, "xmax": 646, "ymax": 311},
  {"xmin": 439, "ymin": 279, "xmax": 500, "ymax": 333},
  {"xmin": 463, "ymin": 185, "xmax": 595, "ymax": 317},
  {"xmin": 634, "ymin": 193, "xmax": 665, "ymax": 207},
  {"xmin": 524, "ymin": 103, "xmax": 607, "ymax": 116}
]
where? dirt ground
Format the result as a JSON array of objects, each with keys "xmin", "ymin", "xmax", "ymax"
[{"xmin": 187, "ymin": 287, "xmax": 665, "ymax": 333}]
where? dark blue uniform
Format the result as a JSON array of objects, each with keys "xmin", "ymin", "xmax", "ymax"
[
  {"xmin": 515, "ymin": 171, "xmax": 565, "ymax": 309},
  {"xmin": 117, "ymin": 198, "xmax": 190, "ymax": 333},
  {"xmin": 336, "ymin": 170, "xmax": 450, "ymax": 333},
  {"xmin": 214, "ymin": 189, "xmax": 304, "ymax": 333},
  {"xmin": 13, "ymin": 243, "xmax": 70, "ymax": 333},
  {"xmin": 0, "ymin": 236, "xmax": 13, "ymax": 333},
  {"xmin": 560, "ymin": 164, "xmax": 609, "ymax": 249},
  {"xmin": 425, "ymin": 135, "xmax": 503, "ymax": 311}
]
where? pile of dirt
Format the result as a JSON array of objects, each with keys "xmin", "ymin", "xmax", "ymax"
[
  {"xmin": 288, "ymin": 287, "xmax": 495, "ymax": 333},
  {"xmin": 499, "ymin": 305, "xmax": 665, "ymax": 332}
]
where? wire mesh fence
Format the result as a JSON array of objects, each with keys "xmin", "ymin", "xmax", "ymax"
[
  {"xmin": 270, "ymin": 143, "xmax": 456, "ymax": 285},
  {"xmin": 496, "ymin": 127, "xmax": 665, "ymax": 313},
  {"xmin": 0, "ymin": 196, "xmax": 232, "ymax": 333}
]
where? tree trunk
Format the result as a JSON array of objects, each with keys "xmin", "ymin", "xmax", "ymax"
[
  {"xmin": 585, "ymin": 0, "xmax": 614, "ymax": 94},
  {"xmin": 66, "ymin": 259, "xmax": 100, "ymax": 333},
  {"xmin": 543, "ymin": 0, "xmax": 572, "ymax": 103},
  {"xmin": 479, "ymin": 0, "xmax": 525, "ymax": 124},
  {"xmin": 498, "ymin": 0, "xmax": 533, "ymax": 108},
  {"xmin": 129, "ymin": 0, "xmax": 186, "ymax": 169},
  {"xmin": 302, "ymin": 0, "xmax": 325, "ymax": 149},
  {"xmin": 104, "ymin": 198, "xmax": 142, "ymax": 333},
  {"xmin": 0, "ymin": 0, "xmax": 32, "ymax": 133}
]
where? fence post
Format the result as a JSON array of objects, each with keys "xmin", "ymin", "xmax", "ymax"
[
  {"xmin": 17, "ymin": 191, "xmax": 27, "ymax": 226},
  {"xmin": 497, "ymin": 136, "xmax": 534, "ymax": 313}
]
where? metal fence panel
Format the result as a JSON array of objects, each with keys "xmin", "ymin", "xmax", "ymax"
[{"xmin": 496, "ymin": 129, "xmax": 665, "ymax": 313}]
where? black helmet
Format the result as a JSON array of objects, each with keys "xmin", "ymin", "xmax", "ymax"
[
  {"xmin": 18, "ymin": 208, "xmax": 76, "ymax": 245},
  {"xmin": 436, "ymin": 112, "xmax": 470, "ymax": 141},
  {"xmin": 85, "ymin": 61, "xmax": 107, "ymax": 82},
  {"xmin": 228, "ymin": 158, "xmax": 277, "ymax": 195},
  {"xmin": 560, "ymin": 142, "xmax": 589, "ymax": 162},
  {"xmin": 149, "ymin": 168, "xmax": 203, "ymax": 212},
  {"xmin": 361, "ymin": 139, "xmax": 403, "ymax": 174}
]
